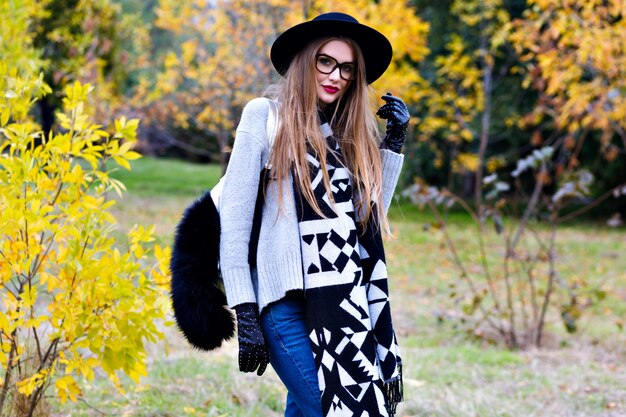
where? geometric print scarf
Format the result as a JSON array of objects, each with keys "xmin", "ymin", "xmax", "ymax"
[{"xmin": 293, "ymin": 112, "xmax": 403, "ymax": 417}]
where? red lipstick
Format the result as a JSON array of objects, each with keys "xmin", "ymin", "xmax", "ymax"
[{"xmin": 323, "ymin": 85, "xmax": 339, "ymax": 94}]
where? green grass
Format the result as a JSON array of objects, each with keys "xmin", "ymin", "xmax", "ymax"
[
  {"xmin": 109, "ymin": 157, "xmax": 222, "ymax": 197},
  {"xmin": 57, "ymin": 351, "xmax": 286, "ymax": 417},
  {"xmin": 105, "ymin": 157, "xmax": 223, "ymax": 247},
  {"xmin": 52, "ymin": 156, "xmax": 626, "ymax": 417}
]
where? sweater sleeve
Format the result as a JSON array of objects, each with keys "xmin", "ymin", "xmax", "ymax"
[
  {"xmin": 380, "ymin": 149, "xmax": 404, "ymax": 212},
  {"xmin": 219, "ymin": 98, "xmax": 270, "ymax": 308}
]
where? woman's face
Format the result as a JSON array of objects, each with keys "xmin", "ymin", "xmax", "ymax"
[{"xmin": 315, "ymin": 40, "xmax": 355, "ymax": 105}]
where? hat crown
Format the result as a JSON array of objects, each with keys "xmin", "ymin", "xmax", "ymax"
[{"xmin": 312, "ymin": 12, "xmax": 359, "ymax": 24}]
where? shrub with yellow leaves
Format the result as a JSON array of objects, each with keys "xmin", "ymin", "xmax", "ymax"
[{"xmin": 0, "ymin": 65, "xmax": 170, "ymax": 416}]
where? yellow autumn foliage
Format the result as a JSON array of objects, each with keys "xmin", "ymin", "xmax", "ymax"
[
  {"xmin": 509, "ymin": 0, "xmax": 626, "ymax": 137},
  {"xmin": 0, "ymin": 66, "xmax": 170, "ymax": 415},
  {"xmin": 453, "ymin": 152, "xmax": 481, "ymax": 173},
  {"xmin": 416, "ymin": 0, "xmax": 508, "ymax": 181}
]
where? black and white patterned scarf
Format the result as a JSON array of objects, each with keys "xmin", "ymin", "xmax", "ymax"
[{"xmin": 294, "ymin": 112, "xmax": 403, "ymax": 417}]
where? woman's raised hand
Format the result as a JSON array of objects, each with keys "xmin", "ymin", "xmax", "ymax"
[{"xmin": 377, "ymin": 93, "xmax": 410, "ymax": 154}]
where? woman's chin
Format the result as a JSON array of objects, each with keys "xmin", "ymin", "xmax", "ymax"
[{"xmin": 317, "ymin": 92, "xmax": 340, "ymax": 105}]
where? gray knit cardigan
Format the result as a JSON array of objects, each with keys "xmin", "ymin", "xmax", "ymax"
[{"xmin": 219, "ymin": 97, "xmax": 404, "ymax": 312}]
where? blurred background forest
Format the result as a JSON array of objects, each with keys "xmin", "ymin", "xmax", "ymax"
[
  {"xmin": 2, "ymin": 0, "xmax": 626, "ymax": 416},
  {"xmin": 9, "ymin": 0, "xmax": 626, "ymax": 214}
]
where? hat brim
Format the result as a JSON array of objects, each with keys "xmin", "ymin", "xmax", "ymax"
[{"xmin": 271, "ymin": 19, "xmax": 392, "ymax": 84}]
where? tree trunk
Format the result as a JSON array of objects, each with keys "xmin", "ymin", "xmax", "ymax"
[{"xmin": 474, "ymin": 42, "xmax": 493, "ymax": 215}]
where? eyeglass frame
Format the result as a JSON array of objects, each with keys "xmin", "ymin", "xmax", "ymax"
[{"xmin": 315, "ymin": 54, "xmax": 358, "ymax": 81}]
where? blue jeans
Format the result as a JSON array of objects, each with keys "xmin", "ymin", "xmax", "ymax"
[{"xmin": 260, "ymin": 292, "xmax": 323, "ymax": 417}]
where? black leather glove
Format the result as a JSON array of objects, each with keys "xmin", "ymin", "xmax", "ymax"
[
  {"xmin": 377, "ymin": 92, "xmax": 410, "ymax": 154},
  {"xmin": 234, "ymin": 303, "xmax": 269, "ymax": 376}
]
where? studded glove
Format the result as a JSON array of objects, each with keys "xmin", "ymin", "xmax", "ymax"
[
  {"xmin": 377, "ymin": 92, "xmax": 410, "ymax": 154},
  {"xmin": 234, "ymin": 303, "xmax": 269, "ymax": 376}
]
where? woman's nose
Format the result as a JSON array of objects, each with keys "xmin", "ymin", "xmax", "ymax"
[{"xmin": 328, "ymin": 67, "xmax": 341, "ymax": 81}]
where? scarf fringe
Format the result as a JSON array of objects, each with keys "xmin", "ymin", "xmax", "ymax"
[{"xmin": 383, "ymin": 362, "xmax": 403, "ymax": 417}]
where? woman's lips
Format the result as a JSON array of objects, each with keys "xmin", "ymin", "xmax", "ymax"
[{"xmin": 323, "ymin": 85, "xmax": 339, "ymax": 94}]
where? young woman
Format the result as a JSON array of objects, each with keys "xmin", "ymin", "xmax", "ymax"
[{"xmin": 218, "ymin": 12, "xmax": 409, "ymax": 417}]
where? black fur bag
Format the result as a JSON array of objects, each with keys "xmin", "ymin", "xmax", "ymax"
[
  {"xmin": 170, "ymin": 169, "xmax": 268, "ymax": 351},
  {"xmin": 169, "ymin": 191, "xmax": 235, "ymax": 350}
]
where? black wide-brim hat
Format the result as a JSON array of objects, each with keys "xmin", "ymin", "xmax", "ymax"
[{"xmin": 271, "ymin": 12, "xmax": 393, "ymax": 84}]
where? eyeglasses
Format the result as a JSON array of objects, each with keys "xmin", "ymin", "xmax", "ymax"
[{"xmin": 315, "ymin": 54, "xmax": 357, "ymax": 81}]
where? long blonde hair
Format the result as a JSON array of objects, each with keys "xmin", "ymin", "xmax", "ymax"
[{"xmin": 265, "ymin": 37, "xmax": 390, "ymax": 235}]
